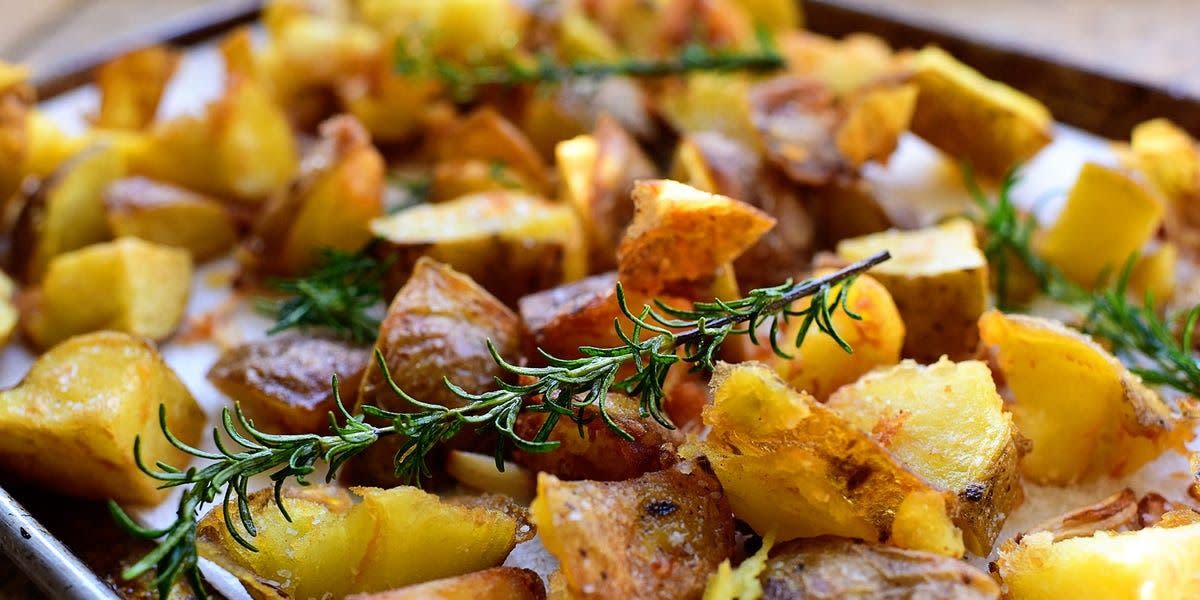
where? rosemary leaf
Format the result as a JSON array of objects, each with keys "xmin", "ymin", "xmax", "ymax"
[{"xmin": 260, "ymin": 249, "xmax": 387, "ymax": 344}]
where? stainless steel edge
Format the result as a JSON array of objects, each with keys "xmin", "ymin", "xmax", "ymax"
[{"xmin": 0, "ymin": 486, "xmax": 119, "ymax": 600}]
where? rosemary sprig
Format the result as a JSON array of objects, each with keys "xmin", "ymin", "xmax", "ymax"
[
  {"xmin": 113, "ymin": 252, "xmax": 889, "ymax": 598},
  {"xmin": 260, "ymin": 249, "xmax": 387, "ymax": 344},
  {"xmin": 970, "ymin": 170, "xmax": 1200, "ymax": 398}
]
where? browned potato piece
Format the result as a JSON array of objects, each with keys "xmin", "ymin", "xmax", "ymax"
[
  {"xmin": 207, "ymin": 335, "xmax": 370, "ymax": 434},
  {"xmin": 0, "ymin": 332, "xmax": 203, "ymax": 504},
  {"xmin": 531, "ymin": 461, "xmax": 736, "ymax": 599},
  {"xmin": 837, "ymin": 219, "xmax": 989, "ymax": 362},
  {"xmin": 908, "ymin": 46, "xmax": 1053, "ymax": 179},
  {"xmin": 434, "ymin": 108, "xmax": 551, "ymax": 197},
  {"xmin": 513, "ymin": 392, "xmax": 682, "ymax": 481},
  {"xmin": 759, "ymin": 537, "xmax": 999, "ymax": 600},
  {"xmin": 371, "ymin": 190, "xmax": 586, "ymax": 307},
  {"xmin": 696, "ymin": 362, "xmax": 964, "ymax": 556},
  {"xmin": 92, "ymin": 45, "xmax": 180, "ymax": 130},
  {"xmin": 806, "ymin": 176, "xmax": 893, "ymax": 248},
  {"xmin": 104, "ymin": 176, "xmax": 238, "ymax": 261},
  {"xmin": 428, "ymin": 158, "xmax": 542, "ymax": 203},
  {"xmin": 827, "ymin": 358, "xmax": 1023, "ymax": 554},
  {"xmin": 0, "ymin": 272, "xmax": 16, "ymax": 347},
  {"xmin": 658, "ymin": 73, "xmax": 758, "ymax": 149},
  {"xmin": 445, "ymin": 451, "xmax": 537, "ymax": 501},
  {"xmin": 836, "ymin": 83, "xmax": 918, "ymax": 167},
  {"xmin": 11, "ymin": 143, "xmax": 124, "ymax": 282},
  {"xmin": 347, "ymin": 567, "xmax": 546, "ymax": 600},
  {"xmin": 617, "ymin": 179, "xmax": 775, "ymax": 294},
  {"xmin": 749, "ymin": 76, "xmax": 845, "ymax": 186},
  {"xmin": 778, "ymin": 31, "xmax": 899, "ymax": 97},
  {"xmin": 557, "ymin": 115, "xmax": 657, "ymax": 272},
  {"xmin": 0, "ymin": 63, "xmax": 32, "ymax": 205},
  {"xmin": 198, "ymin": 485, "xmax": 521, "ymax": 599},
  {"xmin": 348, "ymin": 258, "xmax": 521, "ymax": 486},
  {"xmin": 22, "ymin": 237, "xmax": 192, "ymax": 350}
]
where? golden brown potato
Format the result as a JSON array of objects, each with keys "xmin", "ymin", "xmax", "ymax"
[
  {"xmin": 771, "ymin": 272, "xmax": 904, "ymax": 401},
  {"xmin": 0, "ymin": 272, "xmax": 16, "ymax": 347},
  {"xmin": 749, "ymin": 76, "xmax": 845, "ymax": 186},
  {"xmin": 513, "ymin": 392, "xmax": 682, "ymax": 481},
  {"xmin": 434, "ymin": 108, "xmax": 551, "ymax": 197},
  {"xmin": 658, "ymin": 73, "xmax": 758, "ymax": 149},
  {"xmin": 104, "ymin": 176, "xmax": 238, "ymax": 261},
  {"xmin": 371, "ymin": 191, "xmax": 587, "ymax": 307},
  {"xmin": 0, "ymin": 63, "xmax": 32, "ymax": 205},
  {"xmin": 11, "ymin": 143, "xmax": 124, "ymax": 282},
  {"xmin": 445, "ymin": 451, "xmax": 537, "ymax": 501},
  {"xmin": 0, "ymin": 332, "xmax": 203, "ymax": 504},
  {"xmin": 21, "ymin": 111, "xmax": 88, "ymax": 180},
  {"xmin": 348, "ymin": 258, "xmax": 521, "ymax": 486},
  {"xmin": 131, "ymin": 77, "xmax": 297, "ymax": 203},
  {"xmin": 978, "ymin": 311, "xmax": 1190, "ymax": 485},
  {"xmin": 92, "ymin": 45, "xmax": 181, "ymax": 130},
  {"xmin": 557, "ymin": 115, "xmax": 657, "ymax": 272},
  {"xmin": 428, "ymin": 158, "xmax": 542, "ymax": 203},
  {"xmin": 1036, "ymin": 162, "xmax": 1163, "ymax": 288},
  {"xmin": 207, "ymin": 335, "xmax": 370, "ymax": 435},
  {"xmin": 778, "ymin": 31, "xmax": 899, "ymax": 97},
  {"xmin": 695, "ymin": 362, "xmax": 964, "ymax": 556},
  {"xmin": 247, "ymin": 115, "xmax": 384, "ymax": 275},
  {"xmin": 758, "ymin": 537, "xmax": 999, "ymax": 600},
  {"xmin": 1129, "ymin": 242, "xmax": 1177, "ymax": 305},
  {"xmin": 198, "ymin": 485, "xmax": 521, "ymax": 599},
  {"xmin": 617, "ymin": 179, "xmax": 775, "ymax": 294},
  {"xmin": 22, "ymin": 237, "xmax": 192, "ymax": 350},
  {"xmin": 908, "ymin": 46, "xmax": 1053, "ymax": 179},
  {"xmin": 827, "ymin": 358, "xmax": 1022, "ymax": 554},
  {"xmin": 346, "ymin": 567, "xmax": 546, "ymax": 600},
  {"xmin": 532, "ymin": 461, "xmax": 736, "ymax": 599},
  {"xmin": 837, "ymin": 218, "xmax": 989, "ymax": 362},
  {"xmin": 836, "ymin": 83, "xmax": 917, "ymax": 167},
  {"xmin": 336, "ymin": 58, "xmax": 443, "ymax": 144},
  {"xmin": 358, "ymin": 0, "xmax": 525, "ymax": 62},
  {"xmin": 1123, "ymin": 118, "xmax": 1200, "ymax": 254}
]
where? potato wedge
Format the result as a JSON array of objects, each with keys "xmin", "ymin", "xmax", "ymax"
[
  {"xmin": 908, "ymin": 46, "xmax": 1053, "ymax": 178},
  {"xmin": 348, "ymin": 258, "xmax": 520, "ymax": 486},
  {"xmin": 247, "ymin": 115, "xmax": 383, "ymax": 275},
  {"xmin": 978, "ymin": 310, "xmax": 1189, "ymax": 484},
  {"xmin": 617, "ymin": 179, "xmax": 775, "ymax": 294},
  {"xmin": 1129, "ymin": 242, "xmax": 1176, "ymax": 305},
  {"xmin": 532, "ymin": 461, "xmax": 736, "ymax": 599},
  {"xmin": 836, "ymin": 83, "xmax": 917, "ymax": 167},
  {"xmin": 996, "ymin": 518, "xmax": 1200, "ymax": 599},
  {"xmin": 0, "ymin": 332, "xmax": 203, "ymax": 504},
  {"xmin": 337, "ymin": 62, "xmax": 443, "ymax": 144},
  {"xmin": 837, "ymin": 218, "xmax": 988, "ymax": 362},
  {"xmin": 513, "ymin": 392, "xmax": 681, "ymax": 481},
  {"xmin": 104, "ymin": 176, "xmax": 238, "ymax": 261},
  {"xmin": 11, "ymin": 143, "xmax": 124, "ymax": 282},
  {"xmin": 207, "ymin": 335, "xmax": 369, "ymax": 434},
  {"xmin": 22, "ymin": 237, "xmax": 192, "ymax": 350},
  {"xmin": 346, "ymin": 567, "xmax": 546, "ymax": 600},
  {"xmin": 131, "ymin": 77, "xmax": 297, "ymax": 203},
  {"xmin": 771, "ymin": 272, "xmax": 904, "ymax": 401},
  {"xmin": 1036, "ymin": 162, "xmax": 1163, "ymax": 288},
  {"xmin": 197, "ymin": 485, "xmax": 520, "ymax": 599},
  {"xmin": 759, "ymin": 537, "xmax": 999, "ymax": 600},
  {"xmin": 92, "ymin": 45, "xmax": 181, "ymax": 130},
  {"xmin": 433, "ymin": 108, "xmax": 551, "ymax": 197},
  {"xmin": 371, "ymin": 191, "xmax": 586, "ymax": 307},
  {"xmin": 696, "ymin": 362, "xmax": 964, "ymax": 556},
  {"xmin": 557, "ymin": 116, "xmax": 657, "ymax": 272},
  {"xmin": 827, "ymin": 358, "xmax": 1022, "ymax": 554}
]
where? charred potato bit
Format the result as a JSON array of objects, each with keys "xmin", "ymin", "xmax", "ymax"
[{"xmin": 104, "ymin": 176, "xmax": 238, "ymax": 261}]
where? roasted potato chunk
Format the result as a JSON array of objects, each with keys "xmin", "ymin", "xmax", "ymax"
[
  {"xmin": 349, "ymin": 258, "xmax": 521, "ymax": 486},
  {"xmin": 371, "ymin": 191, "xmax": 586, "ymax": 307},
  {"xmin": 0, "ymin": 332, "xmax": 203, "ymax": 504},
  {"xmin": 131, "ymin": 77, "xmax": 297, "ymax": 203},
  {"xmin": 11, "ymin": 143, "xmax": 124, "ymax": 282},
  {"xmin": 207, "ymin": 335, "xmax": 369, "ymax": 434},
  {"xmin": 445, "ymin": 451, "xmax": 537, "ymax": 501},
  {"xmin": 749, "ymin": 76, "xmax": 845, "ymax": 186},
  {"xmin": 0, "ymin": 64, "xmax": 32, "ymax": 204},
  {"xmin": 1123, "ymin": 118, "xmax": 1200, "ymax": 253},
  {"xmin": 1036, "ymin": 162, "xmax": 1163, "ymax": 288},
  {"xmin": 104, "ymin": 176, "xmax": 238, "ymax": 261},
  {"xmin": 978, "ymin": 310, "xmax": 1190, "ymax": 484},
  {"xmin": 659, "ymin": 73, "xmax": 758, "ymax": 149},
  {"xmin": 92, "ymin": 45, "xmax": 180, "ymax": 130},
  {"xmin": 617, "ymin": 179, "xmax": 775, "ymax": 294},
  {"xmin": 696, "ymin": 362, "xmax": 964, "ymax": 556},
  {"xmin": 557, "ymin": 116, "xmax": 657, "ymax": 272},
  {"xmin": 347, "ymin": 567, "xmax": 546, "ymax": 600},
  {"xmin": 759, "ymin": 537, "xmax": 999, "ymax": 600},
  {"xmin": 22, "ymin": 237, "xmax": 192, "ymax": 350},
  {"xmin": 837, "ymin": 218, "xmax": 989, "ymax": 362},
  {"xmin": 0, "ymin": 272, "xmax": 16, "ymax": 346},
  {"xmin": 247, "ymin": 115, "xmax": 384, "ymax": 275},
  {"xmin": 778, "ymin": 31, "xmax": 898, "ymax": 97},
  {"xmin": 532, "ymin": 461, "xmax": 736, "ymax": 599},
  {"xmin": 908, "ymin": 46, "xmax": 1053, "ymax": 179},
  {"xmin": 513, "ymin": 392, "xmax": 682, "ymax": 481},
  {"xmin": 836, "ymin": 83, "xmax": 917, "ymax": 167},
  {"xmin": 827, "ymin": 358, "xmax": 1022, "ymax": 554},
  {"xmin": 198, "ymin": 485, "xmax": 520, "ymax": 599},
  {"xmin": 771, "ymin": 272, "xmax": 904, "ymax": 401},
  {"xmin": 434, "ymin": 108, "xmax": 551, "ymax": 197}
]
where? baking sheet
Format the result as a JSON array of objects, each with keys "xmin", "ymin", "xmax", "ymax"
[{"xmin": 13, "ymin": 31, "xmax": 1197, "ymax": 598}]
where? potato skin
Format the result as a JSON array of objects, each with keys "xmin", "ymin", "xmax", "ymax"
[
  {"xmin": 208, "ymin": 335, "xmax": 370, "ymax": 434},
  {"xmin": 104, "ymin": 176, "xmax": 239, "ymax": 261},
  {"xmin": 760, "ymin": 537, "xmax": 999, "ymax": 600},
  {"xmin": 532, "ymin": 461, "xmax": 736, "ymax": 600},
  {"xmin": 346, "ymin": 567, "xmax": 546, "ymax": 600}
]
